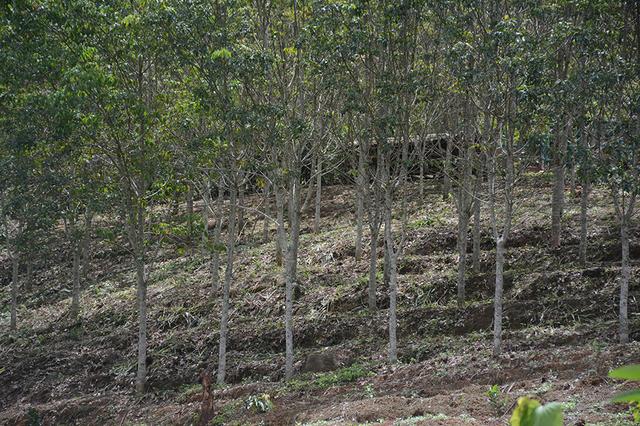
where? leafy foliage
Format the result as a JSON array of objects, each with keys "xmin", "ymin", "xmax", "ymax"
[
  {"xmin": 486, "ymin": 384, "xmax": 508, "ymax": 414},
  {"xmin": 609, "ymin": 364, "xmax": 640, "ymax": 420},
  {"xmin": 245, "ymin": 393, "xmax": 274, "ymax": 413},
  {"xmin": 510, "ymin": 397, "xmax": 564, "ymax": 426},
  {"xmin": 288, "ymin": 364, "xmax": 372, "ymax": 392}
]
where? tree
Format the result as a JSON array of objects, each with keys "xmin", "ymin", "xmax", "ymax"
[
  {"xmin": 0, "ymin": 1, "xmax": 69, "ymax": 329},
  {"xmin": 67, "ymin": 0, "xmax": 176, "ymax": 393}
]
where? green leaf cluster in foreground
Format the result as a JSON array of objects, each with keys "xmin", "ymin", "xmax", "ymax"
[{"xmin": 510, "ymin": 397, "xmax": 563, "ymax": 426}]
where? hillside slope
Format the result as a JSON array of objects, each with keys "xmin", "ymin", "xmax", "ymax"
[{"xmin": 1, "ymin": 177, "xmax": 639, "ymax": 425}]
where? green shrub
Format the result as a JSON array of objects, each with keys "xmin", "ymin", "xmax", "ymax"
[
  {"xmin": 486, "ymin": 384, "xmax": 507, "ymax": 414},
  {"xmin": 315, "ymin": 364, "xmax": 371, "ymax": 388},
  {"xmin": 245, "ymin": 393, "xmax": 274, "ymax": 413},
  {"xmin": 287, "ymin": 364, "xmax": 372, "ymax": 392}
]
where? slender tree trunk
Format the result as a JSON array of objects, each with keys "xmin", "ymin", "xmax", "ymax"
[
  {"xmin": 284, "ymin": 176, "xmax": 300, "ymax": 380},
  {"xmin": 314, "ymin": 157, "xmax": 322, "ymax": 233},
  {"xmin": 135, "ymin": 217, "xmax": 147, "ymax": 395},
  {"xmin": 202, "ymin": 179, "xmax": 219, "ymax": 293},
  {"xmin": 284, "ymin": 246, "xmax": 295, "ymax": 380},
  {"xmin": 493, "ymin": 237, "xmax": 505, "ymax": 356},
  {"xmin": 457, "ymin": 212, "xmax": 469, "ymax": 307},
  {"xmin": 383, "ymin": 238, "xmax": 390, "ymax": 288},
  {"xmin": 400, "ymin": 124, "xmax": 409, "ymax": 233},
  {"xmin": 81, "ymin": 207, "xmax": 93, "ymax": 283},
  {"xmin": 455, "ymin": 139, "xmax": 473, "ymax": 306},
  {"xmin": 472, "ymin": 195, "xmax": 482, "ymax": 274},
  {"xmin": 355, "ymin": 144, "xmax": 366, "ymax": 261},
  {"xmin": 70, "ymin": 240, "xmax": 81, "ymax": 318},
  {"xmin": 275, "ymin": 235, "xmax": 284, "ymax": 266},
  {"xmin": 275, "ymin": 185, "xmax": 285, "ymax": 267},
  {"xmin": 187, "ymin": 185, "xmax": 194, "ymax": 249},
  {"xmin": 385, "ymin": 198, "xmax": 398, "ymax": 363},
  {"xmin": 569, "ymin": 152, "xmax": 577, "ymax": 197},
  {"xmin": 579, "ymin": 181, "xmax": 590, "ymax": 267},
  {"xmin": 355, "ymin": 191, "xmax": 364, "ymax": 261},
  {"xmin": 262, "ymin": 181, "xmax": 271, "ymax": 243},
  {"xmin": 274, "ymin": 183, "xmax": 295, "ymax": 379},
  {"xmin": 217, "ymin": 184, "xmax": 236, "ymax": 385},
  {"xmin": 135, "ymin": 253, "xmax": 147, "ymax": 394},
  {"xmin": 368, "ymin": 226, "xmax": 379, "ymax": 312},
  {"xmin": 551, "ymin": 121, "xmax": 568, "ymax": 248},
  {"xmin": 129, "ymin": 192, "xmax": 149, "ymax": 395},
  {"xmin": 10, "ymin": 251, "xmax": 18, "ymax": 332},
  {"xmin": 619, "ymin": 216, "xmax": 630, "ymax": 344},
  {"xmin": 288, "ymin": 178, "xmax": 301, "ymax": 281},
  {"xmin": 489, "ymin": 112, "xmax": 514, "ymax": 358},
  {"xmin": 419, "ymin": 142, "xmax": 425, "ymax": 199},
  {"xmin": 211, "ymin": 188, "xmax": 223, "ymax": 293},
  {"xmin": 442, "ymin": 137, "xmax": 452, "ymax": 201},
  {"xmin": 284, "ymin": 259, "xmax": 295, "ymax": 379},
  {"xmin": 201, "ymin": 180, "xmax": 211, "ymax": 259},
  {"xmin": 471, "ymin": 154, "xmax": 483, "ymax": 274}
]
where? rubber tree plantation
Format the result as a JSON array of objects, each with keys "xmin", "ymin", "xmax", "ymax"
[{"xmin": 0, "ymin": 1, "xmax": 638, "ymax": 425}]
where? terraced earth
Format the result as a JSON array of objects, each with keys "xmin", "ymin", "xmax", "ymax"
[{"xmin": 1, "ymin": 177, "xmax": 639, "ymax": 425}]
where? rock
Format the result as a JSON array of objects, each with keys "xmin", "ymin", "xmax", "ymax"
[
  {"xmin": 582, "ymin": 267, "xmax": 604, "ymax": 278},
  {"xmin": 301, "ymin": 350, "xmax": 337, "ymax": 373}
]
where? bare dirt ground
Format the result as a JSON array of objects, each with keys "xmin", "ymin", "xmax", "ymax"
[{"xmin": 1, "ymin": 177, "xmax": 639, "ymax": 425}]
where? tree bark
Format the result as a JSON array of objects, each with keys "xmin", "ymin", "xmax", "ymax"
[
  {"xmin": 274, "ymin": 183, "xmax": 295, "ymax": 379},
  {"xmin": 472, "ymin": 193, "xmax": 482, "ymax": 274},
  {"xmin": 284, "ymin": 176, "xmax": 300, "ymax": 380},
  {"xmin": 619, "ymin": 216, "xmax": 630, "ymax": 344},
  {"xmin": 313, "ymin": 156, "xmax": 322, "ymax": 233},
  {"xmin": 457, "ymin": 212, "xmax": 469, "ymax": 307},
  {"xmin": 70, "ymin": 240, "xmax": 81, "ymax": 318},
  {"xmin": 201, "ymin": 180, "xmax": 211, "ymax": 259},
  {"xmin": 355, "ymin": 142, "xmax": 366, "ymax": 261},
  {"xmin": 10, "ymin": 251, "xmax": 18, "ymax": 332},
  {"xmin": 454, "ymin": 117, "xmax": 474, "ymax": 306},
  {"xmin": 187, "ymin": 185, "xmax": 194, "ymax": 249},
  {"xmin": 132, "ymin": 199, "xmax": 148, "ymax": 395},
  {"xmin": 367, "ymin": 142, "xmax": 383, "ymax": 312},
  {"xmin": 262, "ymin": 181, "xmax": 271, "ymax": 243},
  {"xmin": 442, "ymin": 136, "xmax": 452, "ymax": 201},
  {"xmin": 275, "ymin": 185, "xmax": 286, "ymax": 268},
  {"xmin": 211, "ymin": 187, "xmax": 223, "ymax": 293},
  {"xmin": 81, "ymin": 206, "xmax": 93, "ymax": 284},
  {"xmin": 419, "ymin": 141, "xmax": 425, "ymax": 199},
  {"xmin": 217, "ymin": 184, "xmax": 236, "ymax": 385},
  {"xmin": 471, "ymin": 153, "xmax": 483, "ymax": 274},
  {"xmin": 551, "ymin": 121, "xmax": 568, "ymax": 248},
  {"xmin": 579, "ymin": 181, "xmax": 590, "ymax": 267},
  {"xmin": 493, "ymin": 237, "xmax": 505, "ymax": 356},
  {"xmin": 384, "ymin": 195, "xmax": 398, "ymax": 363},
  {"xmin": 383, "ymin": 238, "xmax": 390, "ymax": 288},
  {"xmin": 400, "ymin": 116, "xmax": 410, "ymax": 232},
  {"xmin": 368, "ymin": 226, "xmax": 379, "ymax": 312},
  {"xmin": 488, "ymin": 109, "xmax": 515, "ymax": 358},
  {"xmin": 284, "ymin": 249, "xmax": 295, "ymax": 380}
]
